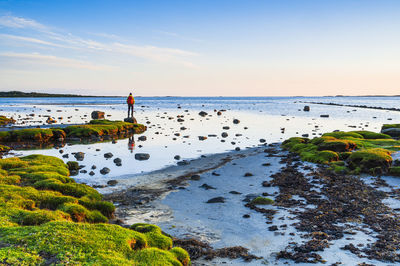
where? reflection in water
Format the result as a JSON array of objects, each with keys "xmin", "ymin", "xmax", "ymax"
[{"xmin": 128, "ymin": 136, "xmax": 135, "ymax": 153}]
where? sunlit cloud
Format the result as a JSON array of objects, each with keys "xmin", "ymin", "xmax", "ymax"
[{"xmin": 0, "ymin": 15, "xmax": 48, "ymax": 31}]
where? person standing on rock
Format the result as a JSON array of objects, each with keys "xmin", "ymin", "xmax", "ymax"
[{"xmin": 127, "ymin": 93, "xmax": 135, "ymax": 118}]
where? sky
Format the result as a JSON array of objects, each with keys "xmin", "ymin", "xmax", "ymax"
[{"xmin": 0, "ymin": 0, "xmax": 400, "ymax": 96}]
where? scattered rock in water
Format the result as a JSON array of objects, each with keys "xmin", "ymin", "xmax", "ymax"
[
  {"xmin": 320, "ymin": 114, "xmax": 329, "ymax": 118},
  {"xmin": 221, "ymin": 132, "xmax": 228, "ymax": 138},
  {"xmin": 135, "ymin": 153, "xmax": 150, "ymax": 160},
  {"xmin": 104, "ymin": 152, "xmax": 113, "ymax": 159},
  {"xmin": 174, "ymin": 155, "xmax": 181, "ymax": 160},
  {"xmin": 124, "ymin": 117, "xmax": 137, "ymax": 123},
  {"xmin": 262, "ymin": 163, "xmax": 271, "ymax": 166},
  {"xmin": 107, "ymin": 180, "xmax": 118, "ymax": 186},
  {"xmin": 212, "ymin": 172, "xmax": 220, "ymax": 176},
  {"xmin": 191, "ymin": 174, "xmax": 201, "ymax": 180},
  {"xmin": 91, "ymin": 165, "xmax": 97, "ymax": 169},
  {"xmin": 73, "ymin": 152, "xmax": 85, "ymax": 161},
  {"xmin": 198, "ymin": 136, "xmax": 207, "ymax": 140},
  {"xmin": 229, "ymin": 191, "xmax": 242, "ymax": 194},
  {"xmin": 244, "ymin": 172, "xmax": 253, "ymax": 177},
  {"xmin": 199, "ymin": 183, "xmax": 216, "ymax": 190},
  {"xmin": 100, "ymin": 167, "xmax": 110, "ymax": 175},
  {"xmin": 199, "ymin": 111, "xmax": 208, "ymax": 117},
  {"xmin": 223, "ymin": 126, "xmax": 230, "ymax": 130},
  {"xmin": 113, "ymin": 158, "xmax": 122, "ymax": 164},
  {"xmin": 62, "ymin": 154, "xmax": 69, "ymax": 158},
  {"xmin": 91, "ymin": 111, "xmax": 105, "ymax": 119},
  {"xmin": 259, "ymin": 139, "xmax": 266, "ymax": 143},
  {"xmin": 89, "ymin": 171, "xmax": 95, "ymax": 176},
  {"xmin": 243, "ymin": 214, "xmax": 250, "ymax": 218},
  {"xmin": 67, "ymin": 161, "xmax": 79, "ymax": 171},
  {"xmin": 138, "ymin": 136, "xmax": 147, "ymax": 141},
  {"xmin": 206, "ymin": 197, "xmax": 225, "ymax": 203},
  {"xmin": 233, "ymin": 119, "xmax": 240, "ymax": 124},
  {"xmin": 177, "ymin": 160, "xmax": 190, "ymax": 166},
  {"xmin": 235, "ymin": 147, "xmax": 240, "ymax": 151},
  {"xmin": 268, "ymin": 225, "xmax": 278, "ymax": 231},
  {"xmin": 303, "ymin": 106, "xmax": 310, "ymax": 111},
  {"xmin": 80, "ymin": 170, "xmax": 87, "ymax": 174}
]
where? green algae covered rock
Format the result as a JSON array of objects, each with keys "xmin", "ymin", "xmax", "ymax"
[
  {"xmin": 283, "ymin": 130, "xmax": 400, "ymax": 175},
  {"xmin": 250, "ymin": 197, "xmax": 274, "ymax": 205},
  {"xmin": 0, "ymin": 155, "xmax": 190, "ymax": 265},
  {"xmin": 0, "ymin": 115, "xmax": 15, "ymax": 126}
]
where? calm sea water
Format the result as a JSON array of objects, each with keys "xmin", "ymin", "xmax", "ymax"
[{"xmin": 1, "ymin": 96, "xmax": 400, "ymax": 185}]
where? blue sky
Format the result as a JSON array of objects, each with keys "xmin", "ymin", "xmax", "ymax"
[{"xmin": 0, "ymin": 0, "xmax": 400, "ymax": 96}]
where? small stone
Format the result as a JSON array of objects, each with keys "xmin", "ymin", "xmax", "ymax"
[
  {"xmin": 243, "ymin": 214, "xmax": 250, "ymax": 218},
  {"xmin": 198, "ymin": 136, "xmax": 207, "ymax": 140},
  {"xmin": 174, "ymin": 155, "xmax": 181, "ymax": 160},
  {"xmin": 221, "ymin": 132, "xmax": 228, "ymax": 138},
  {"xmin": 244, "ymin": 172, "xmax": 253, "ymax": 177},
  {"xmin": 268, "ymin": 225, "xmax": 278, "ymax": 231},
  {"xmin": 74, "ymin": 152, "xmax": 85, "ymax": 161},
  {"xmin": 199, "ymin": 111, "xmax": 208, "ymax": 117},
  {"xmin": 107, "ymin": 180, "xmax": 118, "ymax": 186},
  {"xmin": 233, "ymin": 119, "xmax": 240, "ymax": 124},
  {"xmin": 135, "ymin": 153, "xmax": 150, "ymax": 160},
  {"xmin": 191, "ymin": 174, "xmax": 201, "ymax": 180},
  {"xmin": 91, "ymin": 165, "xmax": 97, "ymax": 169},
  {"xmin": 100, "ymin": 167, "xmax": 110, "ymax": 175},
  {"xmin": 206, "ymin": 197, "xmax": 225, "ymax": 203},
  {"xmin": 113, "ymin": 158, "xmax": 122, "ymax": 164},
  {"xmin": 104, "ymin": 152, "xmax": 113, "ymax": 159},
  {"xmin": 89, "ymin": 171, "xmax": 95, "ymax": 176},
  {"xmin": 138, "ymin": 136, "xmax": 147, "ymax": 141}
]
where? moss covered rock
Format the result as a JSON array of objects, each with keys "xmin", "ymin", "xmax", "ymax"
[
  {"xmin": 0, "ymin": 155, "xmax": 190, "ymax": 265},
  {"xmin": 347, "ymin": 148, "xmax": 392, "ymax": 174},
  {"xmin": 0, "ymin": 115, "xmax": 15, "ymax": 126}
]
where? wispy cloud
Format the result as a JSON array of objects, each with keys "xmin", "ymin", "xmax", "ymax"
[
  {"xmin": 0, "ymin": 52, "xmax": 115, "ymax": 70},
  {"xmin": 0, "ymin": 15, "xmax": 48, "ymax": 31},
  {"xmin": 0, "ymin": 15, "xmax": 199, "ymax": 68},
  {"xmin": 156, "ymin": 30, "xmax": 204, "ymax": 43}
]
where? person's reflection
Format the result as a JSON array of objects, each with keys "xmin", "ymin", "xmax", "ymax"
[{"xmin": 128, "ymin": 135, "xmax": 135, "ymax": 153}]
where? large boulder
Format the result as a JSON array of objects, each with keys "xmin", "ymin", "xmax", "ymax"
[
  {"xmin": 381, "ymin": 127, "xmax": 400, "ymax": 137},
  {"xmin": 124, "ymin": 117, "xmax": 137, "ymax": 123},
  {"xmin": 91, "ymin": 111, "xmax": 105, "ymax": 120}
]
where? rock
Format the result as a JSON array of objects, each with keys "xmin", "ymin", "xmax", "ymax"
[
  {"xmin": 89, "ymin": 171, "xmax": 95, "ymax": 176},
  {"xmin": 177, "ymin": 118, "xmax": 184, "ymax": 122},
  {"xmin": 112, "ymin": 139, "xmax": 117, "ymax": 144},
  {"xmin": 62, "ymin": 154, "xmax": 69, "ymax": 158},
  {"xmin": 381, "ymin": 128, "xmax": 400, "ymax": 137},
  {"xmin": 138, "ymin": 136, "xmax": 147, "ymax": 141},
  {"xmin": 229, "ymin": 191, "xmax": 242, "ymax": 194},
  {"xmin": 91, "ymin": 111, "xmax": 105, "ymax": 119},
  {"xmin": 174, "ymin": 155, "xmax": 181, "ymax": 160},
  {"xmin": 135, "ymin": 153, "xmax": 150, "ymax": 160},
  {"xmin": 100, "ymin": 167, "xmax": 110, "ymax": 175},
  {"xmin": 206, "ymin": 197, "xmax": 225, "ymax": 203},
  {"xmin": 191, "ymin": 174, "xmax": 201, "ymax": 180},
  {"xmin": 268, "ymin": 225, "xmax": 278, "ymax": 231},
  {"xmin": 46, "ymin": 117, "xmax": 56, "ymax": 124},
  {"xmin": 235, "ymin": 147, "xmax": 240, "ymax": 151},
  {"xmin": 259, "ymin": 139, "xmax": 266, "ymax": 143},
  {"xmin": 198, "ymin": 136, "xmax": 207, "ymax": 140},
  {"xmin": 221, "ymin": 132, "xmax": 228, "ymax": 138},
  {"xmin": 91, "ymin": 165, "xmax": 97, "ymax": 169},
  {"xmin": 67, "ymin": 161, "xmax": 79, "ymax": 171},
  {"xmin": 303, "ymin": 106, "xmax": 310, "ymax": 111},
  {"xmin": 73, "ymin": 152, "xmax": 85, "ymax": 161},
  {"xmin": 80, "ymin": 170, "xmax": 87, "ymax": 174},
  {"xmin": 243, "ymin": 214, "xmax": 250, "ymax": 218},
  {"xmin": 199, "ymin": 111, "xmax": 208, "ymax": 117},
  {"xmin": 320, "ymin": 114, "xmax": 329, "ymax": 118},
  {"xmin": 113, "ymin": 158, "xmax": 122, "ymax": 164},
  {"xmin": 199, "ymin": 183, "xmax": 216, "ymax": 190},
  {"xmin": 217, "ymin": 111, "xmax": 222, "ymax": 116},
  {"xmin": 244, "ymin": 172, "xmax": 253, "ymax": 177},
  {"xmin": 107, "ymin": 180, "xmax": 118, "ymax": 186},
  {"xmin": 177, "ymin": 160, "xmax": 190, "ymax": 166},
  {"xmin": 233, "ymin": 119, "xmax": 240, "ymax": 124},
  {"xmin": 223, "ymin": 126, "xmax": 230, "ymax": 130},
  {"xmin": 104, "ymin": 152, "xmax": 113, "ymax": 159},
  {"xmin": 124, "ymin": 117, "xmax": 137, "ymax": 123}
]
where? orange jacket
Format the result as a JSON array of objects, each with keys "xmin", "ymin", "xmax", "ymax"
[{"xmin": 127, "ymin": 95, "xmax": 134, "ymax": 105}]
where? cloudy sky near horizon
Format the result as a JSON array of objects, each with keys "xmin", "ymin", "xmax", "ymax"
[{"xmin": 0, "ymin": 0, "xmax": 400, "ymax": 96}]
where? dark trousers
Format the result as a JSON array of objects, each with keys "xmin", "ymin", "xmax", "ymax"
[{"xmin": 128, "ymin": 104, "xmax": 134, "ymax": 117}]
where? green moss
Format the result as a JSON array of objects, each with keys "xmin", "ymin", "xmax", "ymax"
[
  {"xmin": 317, "ymin": 139, "xmax": 356, "ymax": 152},
  {"xmin": 0, "ymin": 155, "xmax": 190, "ymax": 265},
  {"xmin": 0, "ymin": 222, "xmax": 186, "ymax": 265},
  {"xmin": 67, "ymin": 161, "xmax": 79, "ymax": 171},
  {"xmin": 250, "ymin": 197, "xmax": 274, "ymax": 205},
  {"xmin": 348, "ymin": 148, "xmax": 392, "ymax": 174},
  {"xmin": 322, "ymin": 131, "xmax": 364, "ymax": 139},
  {"xmin": 0, "ymin": 115, "xmax": 15, "ymax": 126},
  {"xmin": 382, "ymin": 124, "xmax": 400, "ymax": 130},
  {"xmin": 351, "ymin": 131, "xmax": 391, "ymax": 139},
  {"xmin": 0, "ymin": 144, "xmax": 11, "ymax": 152}
]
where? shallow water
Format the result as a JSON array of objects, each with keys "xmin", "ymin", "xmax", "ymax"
[{"xmin": 2, "ymin": 96, "xmax": 400, "ymax": 184}]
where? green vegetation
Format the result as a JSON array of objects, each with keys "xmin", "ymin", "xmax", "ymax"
[
  {"xmin": 0, "ymin": 144, "xmax": 11, "ymax": 153},
  {"xmin": 0, "ymin": 155, "xmax": 190, "ymax": 265},
  {"xmin": 0, "ymin": 120, "xmax": 146, "ymax": 147},
  {"xmin": 0, "ymin": 115, "xmax": 15, "ymax": 126},
  {"xmin": 381, "ymin": 124, "xmax": 400, "ymax": 130},
  {"xmin": 64, "ymin": 119, "xmax": 146, "ymax": 137},
  {"xmin": 250, "ymin": 197, "xmax": 274, "ymax": 205},
  {"xmin": 282, "ymin": 130, "xmax": 400, "ymax": 175}
]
